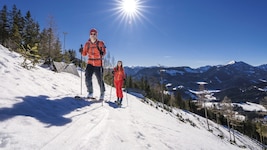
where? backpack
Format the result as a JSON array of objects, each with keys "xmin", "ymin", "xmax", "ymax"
[{"xmin": 87, "ymin": 40, "xmax": 104, "ymax": 56}]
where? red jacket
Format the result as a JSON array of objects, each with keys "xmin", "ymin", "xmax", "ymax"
[
  {"xmin": 113, "ymin": 67, "xmax": 126, "ymax": 81},
  {"xmin": 82, "ymin": 40, "xmax": 106, "ymax": 67}
]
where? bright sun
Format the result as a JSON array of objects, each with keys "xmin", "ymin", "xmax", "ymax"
[
  {"xmin": 122, "ymin": 0, "xmax": 137, "ymax": 14},
  {"xmin": 114, "ymin": 0, "xmax": 145, "ymax": 25}
]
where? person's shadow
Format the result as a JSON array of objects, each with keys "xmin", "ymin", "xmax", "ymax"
[{"xmin": 0, "ymin": 95, "xmax": 92, "ymax": 126}]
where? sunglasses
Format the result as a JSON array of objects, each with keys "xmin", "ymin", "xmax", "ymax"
[{"xmin": 90, "ymin": 33, "xmax": 96, "ymax": 35}]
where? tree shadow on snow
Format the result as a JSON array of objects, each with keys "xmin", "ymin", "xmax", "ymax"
[{"xmin": 0, "ymin": 95, "xmax": 93, "ymax": 126}]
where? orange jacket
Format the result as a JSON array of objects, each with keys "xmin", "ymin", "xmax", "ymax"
[
  {"xmin": 82, "ymin": 40, "xmax": 106, "ymax": 67},
  {"xmin": 113, "ymin": 67, "xmax": 126, "ymax": 81}
]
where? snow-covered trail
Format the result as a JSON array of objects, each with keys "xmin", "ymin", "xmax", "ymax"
[
  {"xmin": 38, "ymin": 90, "xmax": 180, "ymax": 150},
  {"xmin": 40, "ymin": 100, "xmax": 107, "ymax": 149},
  {"xmin": 30, "ymin": 81, "xmax": 182, "ymax": 150}
]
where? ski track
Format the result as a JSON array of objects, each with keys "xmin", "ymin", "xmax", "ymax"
[
  {"xmin": 39, "ymin": 93, "xmax": 131, "ymax": 150},
  {"xmin": 40, "ymin": 103, "xmax": 107, "ymax": 150},
  {"xmin": 78, "ymin": 101, "xmax": 132, "ymax": 150},
  {"xmin": 51, "ymin": 97, "xmax": 151, "ymax": 150}
]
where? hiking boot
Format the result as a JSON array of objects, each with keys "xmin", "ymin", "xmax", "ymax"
[
  {"xmin": 99, "ymin": 93, "xmax": 104, "ymax": 100},
  {"xmin": 115, "ymin": 98, "xmax": 119, "ymax": 104},
  {"xmin": 87, "ymin": 93, "xmax": 94, "ymax": 99}
]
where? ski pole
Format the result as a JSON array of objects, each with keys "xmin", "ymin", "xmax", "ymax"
[
  {"xmin": 109, "ymin": 74, "xmax": 113, "ymax": 102},
  {"xmin": 80, "ymin": 44, "xmax": 83, "ymax": 96},
  {"xmin": 100, "ymin": 64, "xmax": 105, "ymax": 106},
  {"xmin": 124, "ymin": 77, "xmax": 128, "ymax": 107},
  {"xmin": 126, "ymin": 89, "xmax": 128, "ymax": 107}
]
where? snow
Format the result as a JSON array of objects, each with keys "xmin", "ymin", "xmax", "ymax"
[
  {"xmin": 0, "ymin": 45, "xmax": 262, "ymax": 149},
  {"xmin": 227, "ymin": 60, "xmax": 237, "ymax": 65},
  {"xmin": 196, "ymin": 66, "xmax": 212, "ymax": 73},
  {"xmin": 259, "ymin": 79, "xmax": 267, "ymax": 83},
  {"xmin": 165, "ymin": 69, "xmax": 182, "ymax": 76},
  {"xmin": 196, "ymin": 81, "xmax": 208, "ymax": 85},
  {"xmin": 235, "ymin": 102, "xmax": 267, "ymax": 112},
  {"xmin": 184, "ymin": 67, "xmax": 199, "ymax": 73}
]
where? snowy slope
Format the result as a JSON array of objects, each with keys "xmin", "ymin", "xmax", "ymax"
[{"xmin": 0, "ymin": 45, "xmax": 262, "ymax": 150}]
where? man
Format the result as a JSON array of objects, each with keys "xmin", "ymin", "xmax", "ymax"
[{"xmin": 80, "ymin": 28, "xmax": 106, "ymax": 100}]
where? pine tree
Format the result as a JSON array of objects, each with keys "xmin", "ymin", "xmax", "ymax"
[
  {"xmin": 38, "ymin": 16, "xmax": 62, "ymax": 65},
  {"xmin": 62, "ymin": 49, "xmax": 77, "ymax": 64},
  {"xmin": 23, "ymin": 11, "xmax": 40, "ymax": 47},
  {"xmin": 0, "ymin": 5, "xmax": 9, "ymax": 47},
  {"xmin": 52, "ymin": 37, "xmax": 62, "ymax": 62},
  {"xmin": 9, "ymin": 5, "xmax": 24, "ymax": 51},
  {"xmin": 125, "ymin": 75, "xmax": 133, "ymax": 88},
  {"xmin": 174, "ymin": 91, "xmax": 183, "ymax": 108},
  {"xmin": 20, "ymin": 43, "xmax": 40, "ymax": 69},
  {"xmin": 256, "ymin": 121, "xmax": 267, "ymax": 147},
  {"xmin": 39, "ymin": 28, "xmax": 50, "ymax": 61}
]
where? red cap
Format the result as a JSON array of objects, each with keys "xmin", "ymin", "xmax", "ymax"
[{"xmin": 90, "ymin": 28, "xmax": 97, "ymax": 34}]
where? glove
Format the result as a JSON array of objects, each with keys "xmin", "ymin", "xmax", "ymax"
[
  {"xmin": 112, "ymin": 71, "xmax": 114, "ymax": 74},
  {"xmin": 97, "ymin": 46, "xmax": 104, "ymax": 55},
  {"xmin": 79, "ymin": 44, "xmax": 83, "ymax": 53}
]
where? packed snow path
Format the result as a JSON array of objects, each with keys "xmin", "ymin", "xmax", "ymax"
[{"xmin": 39, "ymin": 93, "xmax": 183, "ymax": 150}]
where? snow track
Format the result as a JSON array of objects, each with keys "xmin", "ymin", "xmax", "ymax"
[{"xmin": 41, "ymin": 104, "xmax": 108, "ymax": 150}]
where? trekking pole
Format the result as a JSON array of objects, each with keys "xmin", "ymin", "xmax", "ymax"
[
  {"xmin": 74, "ymin": 44, "xmax": 83, "ymax": 99},
  {"xmin": 109, "ymin": 74, "xmax": 113, "ymax": 102},
  {"xmin": 80, "ymin": 44, "xmax": 83, "ymax": 96},
  {"xmin": 101, "ymin": 61, "xmax": 105, "ymax": 106},
  {"xmin": 124, "ymin": 77, "xmax": 128, "ymax": 107},
  {"xmin": 126, "ymin": 87, "xmax": 128, "ymax": 107}
]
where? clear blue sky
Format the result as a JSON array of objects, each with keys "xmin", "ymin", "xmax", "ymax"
[{"xmin": 1, "ymin": 0, "xmax": 267, "ymax": 68}]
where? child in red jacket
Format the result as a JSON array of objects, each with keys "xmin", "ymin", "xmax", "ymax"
[{"xmin": 113, "ymin": 61, "xmax": 126, "ymax": 105}]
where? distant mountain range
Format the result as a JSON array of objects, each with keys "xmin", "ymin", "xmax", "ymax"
[{"xmin": 124, "ymin": 61, "xmax": 267, "ymax": 103}]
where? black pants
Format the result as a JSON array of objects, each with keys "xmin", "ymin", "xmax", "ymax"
[{"xmin": 85, "ymin": 64, "xmax": 105, "ymax": 95}]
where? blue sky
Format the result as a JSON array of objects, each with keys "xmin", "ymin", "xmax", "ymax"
[{"xmin": 1, "ymin": 0, "xmax": 267, "ymax": 68}]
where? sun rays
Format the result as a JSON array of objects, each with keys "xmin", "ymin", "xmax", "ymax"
[{"xmin": 112, "ymin": 0, "xmax": 147, "ymax": 25}]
